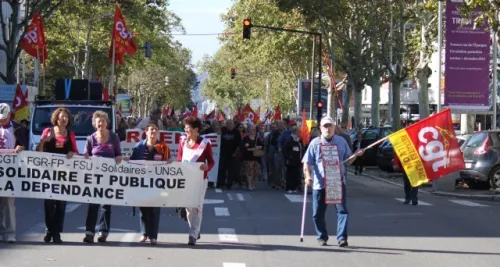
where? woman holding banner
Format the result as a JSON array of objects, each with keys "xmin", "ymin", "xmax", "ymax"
[
  {"xmin": 129, "ymin": 121, "xmax": 172, "ymax": 245},
  {"xmin": 82, "ymin": 111, "xmax": 122, "ymax": 243},
  {"xmin": 37, "ymin": 108, "xmax": 79, "ymax": 244},
  {"xmin": 178, "ymin": 116, "xmax": 215, "ymax": 246}
]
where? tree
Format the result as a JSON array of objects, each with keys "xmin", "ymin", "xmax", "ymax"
[{"xmin": 0, "ymin": 0, "xmax": 64, "ymax": 84}]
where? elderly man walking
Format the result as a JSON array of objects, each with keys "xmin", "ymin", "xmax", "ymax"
[{"xmin": 302, "ymin": 116, "xmax": 363, "ymax": 247}]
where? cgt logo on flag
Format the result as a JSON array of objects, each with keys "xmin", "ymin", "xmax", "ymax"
[{"xmin": 388, "ymin": 108, "xmax": 465, "ymax": 187}]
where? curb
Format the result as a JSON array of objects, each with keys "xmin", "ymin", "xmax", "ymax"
[
  {"xmin": 348, "ymin": 170, "xmax": 431, "ymax": 195},
  {"xmin": 430, "ymin": 191, "xmax": 500, "ymax": 202}
]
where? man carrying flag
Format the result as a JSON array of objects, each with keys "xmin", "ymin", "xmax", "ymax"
[{"xmin": 302, "ymin": 116, "xmax": 363, "ymax": 247}]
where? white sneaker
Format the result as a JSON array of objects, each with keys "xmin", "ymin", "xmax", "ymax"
[{"xmin": 6, "ymin": 235, "xmax": 16, "ymax": 243}]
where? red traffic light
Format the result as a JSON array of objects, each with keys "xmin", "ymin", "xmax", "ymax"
[
  {"xmin": 231, "ymin": 68, "xmax": 236, "ymax": 79},
  {"xmin": 231, "ymin": 68, "xmax": 236, "ymax": 73},
  {"xmin": 243, "ymin": 18, "xmax": 252, "ymax": 39},
  {"xmin": 243, "ymin": 19, "xmax": 251, "ymax": 27},
  {"xmin": 317, "ymin": 102, "xmax": 323, "ymax": 108}
]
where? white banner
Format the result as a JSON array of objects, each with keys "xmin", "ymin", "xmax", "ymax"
[
  {"xmin": 0, "ymin": 150, "xmax": 204, "ymax": 207},
  {"xmin": 120, "ymin": 130, "xmax": 220, "ymax": 183}
]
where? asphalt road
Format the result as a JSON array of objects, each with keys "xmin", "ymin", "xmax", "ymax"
[{"xmin": 1, "ymin": 175, "xmax": 500, "ymax": 267}]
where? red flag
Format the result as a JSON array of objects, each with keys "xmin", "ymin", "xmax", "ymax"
[
  {"xmin": 109, "ymin": 4, "xmax": 138, "ymax": 65},
  {"xmin": 388, "ymin": 108, "xmax": 465, "ymax": 187},
  {"xmin": 272, "ymin": 105, "xmax": 281, "ymax": 122},
  {"xmin": 233, "ymin": 106, "xmax": 244, "ymax": 122},
  {"xmin": 13, "ymin": 85, "xmax": 29, "ymax": 121},
  {"xmin": 20, "ymin": 12, "xmax": 48, "ymax": 63},
  {"xmin": 301, "ymin": 109, "xmax": 310, "ymax": 145},
  {"xmin": 163, "ymin": 106, "xmax": 170, "ymax": 116},
  {"xmin": 102, "ymin": 87, "xmax": 110, "ymax": 101},
  {"xmin": 217, "ymin": 112, "xmax": 225, "ymax": 121},
  {"xmin": 192, "ymin": 103, "xmax": 198, "ymax": 118},
  {"xmin": 206, "ymin": 109, "xmax": 216, "ymax": 120}
]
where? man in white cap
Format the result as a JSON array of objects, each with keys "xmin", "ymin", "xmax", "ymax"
[
  {"xmin": 0, "ymin": 103, "xmax": 28, "ymax": 243},
  {"xmin": 302, "ymin": 116, "xmax": 363, "ymax": 247}
]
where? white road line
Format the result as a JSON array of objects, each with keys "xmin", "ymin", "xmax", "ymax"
[
  {"xmin": 215, "ymin": 188, "xmax": 223, "ymax": 193},
  {"xmin": 120, "ymin": 233, "xmax": 136, "ymax": 246},
  {"xmin": 65, "ymin": 203, "xmax": 81, "ymax": 213},
  {"xmin": 227, "ymin": 193, "xmax": 234, "ymax": 201},
  {"xmin": 204, "ymin": 199, "xmax": 225, "ymax": 204},
  {"xmin": 218, "ymin": 228, "xmax": 238, "ymax": 242},
  {"xmin": 214, "ymin": 207, "xmax": 230, "ymax": 216},
  {"xmin": 284, "ymin": 194, "xmax": 309, "ymax": 203},
  {"xmin": 395, "ymin": 198, "xmax": 432, "ymax": 206},
  {"xmin": 449, "ymin": 200, "xmax": 489, "ymax": 207},
  {"xmin": 24, "ymin": 222, "xmax": 45, "ymax": 237},
  {"xmin": 223, "ymin": 263, "xmax": 246, "ymax": 267},
  {"xmin": 236, "ymin": 193, "xmax": 245, "ymax": 201}
]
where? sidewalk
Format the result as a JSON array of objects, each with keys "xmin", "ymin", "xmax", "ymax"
[{"xmin": 351, "ymin": 166, "xmax": 500, "ymax": 202}]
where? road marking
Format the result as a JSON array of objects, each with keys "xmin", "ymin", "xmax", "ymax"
[
  {"xmin": 236, "ymin": 193, "xmax": 245, "ymax": 201},
  {"xmin": 214, "ymin": 207, "xmax": 230, "ymax": 216},
  {"xmin": 363, "ymin": 212, "xmax": 424, "ymax": 218},
  {"xmin": 120, "ymin": 233, "xmax": 136, "ymax": 246},
  {"xmin": 76, "ymin": 226, "xmax": 135, "ymax": 232},
  {"xmin": 227, "ymin": 193, "xmax": 234, "ymax": 201},
  {"xmin": 449, "ymin": 200, "xmax": 489, "ymax": 207},
  {"xmin": 284, "ymin": 194, "xmax": 309, "ymax": 203},
  {"xmin": 394, "ymin": 198, "xmax": 432, "ymax": 206},
  {"xmin": 215, "ymin": 188, "xmax": 223, "ymax": 193},
  {"xmin": 24, "ymin": 222, "xmax": 45, "ymax": 237},
  {"xmin": 65, "ymin": 203, "xmax": 81, "ymax": 213},
  {"xmin": 204, "ymin": 199, "xmax": 225, "ymax": 204},
  {"xmin": 223, "ymin": 263, "xmax": 246, "ymax": 267},
  {"xmin": 218, "ymin": 228, "xmax": 238, "ymax": 242}
]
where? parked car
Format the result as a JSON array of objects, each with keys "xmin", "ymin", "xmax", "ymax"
[
  {"xmin": 459, "ymin": 131, "xmax": 500, "ymax": 189},
  {"xmin": 361, "ymin": 126, "xmax": 393, "ymax": 166},
  {"xmin": 377, "ymin": 139, "xmax": 394, "ymax": 172}
]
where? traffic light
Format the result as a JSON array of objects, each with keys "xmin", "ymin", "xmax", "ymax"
[
  {"xmin": 145, "ymin": 41, "xmax": 151, "ymax": 58},
  {"xmin": 243, "ymin": 18, "xmax": 252, "ymax": 39},
  {"xmin": 316, "ymin": 101, "xmax": 323, "ymax": 117},
  {"xmin": 231, "ymin": 68, "xmax": 236, "ymax": 79}
]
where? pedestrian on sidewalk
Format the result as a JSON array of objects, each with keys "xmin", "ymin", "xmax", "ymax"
[
  {"xmin": 0, "ymin": 103, "xmax": 28, "ymax": 244},
  {"xmin": 129, "ymin": 121, "xmax": 172, "ymax": 245},
  {"xmin": 352, "ymin": 133, "xmax": 365, "ymax": 175},
  {"xmin": 302, "ymin": 116, "xmax": 363, "ymax": 247},
  {"xmin": 393, "ymin": 154, "xmax": 419, "ymax": 205},
  {"xmin": 37, "ymin": 108, "xmax": 79, "ymax": 244}
]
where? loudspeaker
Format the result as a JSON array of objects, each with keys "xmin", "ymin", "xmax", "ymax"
[{"xmin": 54, "ymin": 79, "xmax": 103, "ymax": 100}]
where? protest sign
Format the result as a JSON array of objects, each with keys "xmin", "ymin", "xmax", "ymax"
[
  {"xmin": 0, "ymin": 150, "xmax": 204, "ymax": 207},
  {"xmin": 120, "ymin": 130, "xmax": 220, "ymax": 183}
]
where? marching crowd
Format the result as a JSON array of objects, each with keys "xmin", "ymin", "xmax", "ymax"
[{"xmin": 0, "ymin": 105, "xmax": 370, "ymax": 248}]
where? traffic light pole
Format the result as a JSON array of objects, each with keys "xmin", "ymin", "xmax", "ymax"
[{"xmin": 250, "ymin": 24, "xmax": 323, "ymax": 125}]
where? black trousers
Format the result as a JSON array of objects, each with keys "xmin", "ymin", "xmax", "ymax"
[
  {"xmin": 44, "ymin": 199, "xmax": 66, "ymax": 236},
  {"xmin": 403, "ymin": 174, "xmax": 419, "ymax": 201},
  {"xmin": 286, "ymin": 166, "xmax": 302, "ymax": 191},
  {"xmin": 85, "ymin": 204, "xmax": 112, "ymax": 236},
  {"xmin": 354, "ymin": 158, "xmax": 364, "ymax": 174},
  {"xmin": 217, "ymin": 156, "xmax": 239, "ymax": 188}
]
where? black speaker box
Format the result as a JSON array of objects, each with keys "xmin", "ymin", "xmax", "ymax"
[{"xmin": 54, "ymin": 79, "xmax": 103, "ymax": 100}]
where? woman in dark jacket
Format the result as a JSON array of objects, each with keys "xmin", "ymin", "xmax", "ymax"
[
  {"xmin": 352, "ymin": 133, "xmax": 365, "ymax": 175},
  {"xmin": 283, "ymin": 126, "xmax": 303, "ymax": 193},
  {"xmin": 37, "ymin": 108, "xmax": 78, "ymax": 243},
  {"xmin": 129, "ymin": 121, "xmax": 171, "ymax": 245}
]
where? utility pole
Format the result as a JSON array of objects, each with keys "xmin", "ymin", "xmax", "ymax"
[
  {"xmin": 493, "ymin": 12, "xmax": 498, "ymax": 129},
  {"xmin": 437, "ymin": 0, "xmax": 443, "ymax": 113},
  {"xmin": 309, "ymin": 36, "xmax": 315, "ymax": 120},
  {"xmin": 388, "ymin": 11, "xmax": 393, "ymax": 123}
]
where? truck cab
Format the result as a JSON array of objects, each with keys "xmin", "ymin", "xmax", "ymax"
[{"xmin": 29, "ymin": 100, "xmax": 115, "ymax": 154}]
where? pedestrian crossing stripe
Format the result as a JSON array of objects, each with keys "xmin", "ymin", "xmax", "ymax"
[
  {"xmin": 394, "ymin": 198, "xmax": 433, "ymax": 206},
  {"xmin": 284, "ymin": 194, "xmax": 310, "ymax": 202},
  {"xmin": 449, "ymin": 200, "xmax": 489, "ymax": 207}
]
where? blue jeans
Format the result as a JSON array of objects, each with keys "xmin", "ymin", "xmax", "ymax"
[
  {"xmin": 85, "ymin": 204, "xmax": 111, "ymax": 236},
  {"xmin": 139, "ymin": 207, "xmax": 160, "ymax": 239},
  {"xmin": 312, "ymin": 187, "xmax": 349, "ymax": 242}
]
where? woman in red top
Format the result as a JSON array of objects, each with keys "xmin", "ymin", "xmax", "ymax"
[
  {"xmin": 37, "ymin": 108, "xmax": 78, "ymax": 243},
  {"xmin": 177, "ymin": 116, "xmax": 215, "ymax": 246}
]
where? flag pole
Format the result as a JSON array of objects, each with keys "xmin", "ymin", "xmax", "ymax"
[
  {"xmin": 22, "ymin": 51, "xmax": 26, "ymax": 85},
  {"xmin": 109, "ymin": 39, "xmax": 116, "ymax": 100},
  {"xmin": 36, "ymin": 47, "xmax": 40, "ymax": 91},
  {"xmin": 42, "ymin": 48, "xmax": 46, "ymax": 96}
]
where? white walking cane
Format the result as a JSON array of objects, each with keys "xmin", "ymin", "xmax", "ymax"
[{"xmin": 300, "ymin": 182, "xmax": 308, "ymax": 242}]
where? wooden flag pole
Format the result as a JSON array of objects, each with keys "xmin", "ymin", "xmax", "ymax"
[{"xmin": 342, "ymin": 137, "xmax": 388, "ymax": 164}]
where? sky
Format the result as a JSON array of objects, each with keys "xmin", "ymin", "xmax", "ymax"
[{"xmin": 169, "ymin": 0, "xmax": 233, "ymax": 69}]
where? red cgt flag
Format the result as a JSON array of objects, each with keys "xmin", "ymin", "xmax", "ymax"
[
  {"xmin": 388, "ymin": 108, "xmax": 465, "ymax": 187},
  {"xmin": 20, "ymin": 11, "xmax": 48, "ymax": 63},
  {"xmin": 272, "ymin": 105, "xmax": 281, "ymax": 122},
  {"xmin": 301, "ymin": 108, "xmax": 310, "ymax": 145},
  {"xmin": 109, "ymin": 4, "xmax": 138, "ymax": 65}
]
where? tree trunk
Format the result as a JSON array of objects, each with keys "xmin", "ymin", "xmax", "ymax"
[
  {"xmin": 370, "ymin": 81, "xmax": 380, "ymax": 127},
  {"xmin": 353, "ymin": 86, "xmax": 362, "ymax": 131},
  {"xmin": 392, "ymin": 80, "xmax": 402, "ymax": 131},
  {"xmin": 341, "ymin": 84, "xmax": 352, "ymax": 128},
  {"xmin": 327, "ymin": 80, "xmax": 336, "ymax": 118},
  {"xmin": 416, "ymin": 63, "xmax": 431, "ymax": 119}
]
